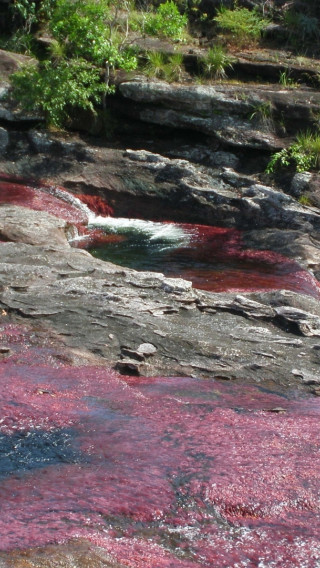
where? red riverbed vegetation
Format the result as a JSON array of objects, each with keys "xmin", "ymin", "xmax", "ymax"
[{"xmin": 0, "ymin": 323, "xmax": 319, "ymax": 567}]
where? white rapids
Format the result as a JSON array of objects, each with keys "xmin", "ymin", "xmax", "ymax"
[{"xmin": 88, "ymin": 216, "xmax": 194, "ymax": 247}]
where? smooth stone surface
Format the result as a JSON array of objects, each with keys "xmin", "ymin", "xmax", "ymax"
[{"xmin": 0, "ymin": 205, "xmax": 72, "ymax": 247}]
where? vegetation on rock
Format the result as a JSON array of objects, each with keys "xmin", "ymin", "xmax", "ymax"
[
  {"xmin": 144, "ymin": 51, "xmax": 184, "ymax": 81},
  {"xmin": 214, "ymin": 5, "xmax": 269, "ymax": 46},
  {"xmin": 267, "ymin": 130, "xmax": 320, "ymax": 173},
  {"xmin": 144, "ymin": 1, "xmax": 188, "ymax": 41},
  {"xmin": 200, "ymin": 45, "xmax": 234, "ymax": 79},
  {"xmin": 11, "ymin": 59, "xmax": 107, "ymax": 127},
  {"xmin": 3, "ymin": 0, "xmax": 320, "ymax": 130}
]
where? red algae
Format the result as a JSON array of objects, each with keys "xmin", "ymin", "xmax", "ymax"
[
  {"xmin": 0, "ymin": 324, "xmax": 320, "ymax": 566},
  {"xmin": 77, "ymin": 194, "xmax": 114, "ymax": 216},
  {"xmin": 177, "ymin": 224, "xmax": 320, "ymax": 297},
  {"xmin": 0, "ymin": 174, "xmax": 88, "ymax": 225},
  {"xmin": 1, "ymin": 172, "xmax": 319, "ymax": 297}
]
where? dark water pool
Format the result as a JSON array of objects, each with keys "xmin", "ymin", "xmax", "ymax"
[{"xmin": 87, "ymin": 220, "xmax": 320, "ymax": 297}]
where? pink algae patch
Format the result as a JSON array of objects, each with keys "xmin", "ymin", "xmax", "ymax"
[
  {"xmin": 77, "ymin": 194, "xmax": 114, "ymax": 216},
  {"xmin": 0, "ymin": 173, "xmax": 88, "ymax": 225},
  {"xmin": 177, "ymin": 224, "xmax": 320, "ymax": 297},
  {"xmin": 0, "ymin": 325, "xmax": 320, "ymax": 566}
]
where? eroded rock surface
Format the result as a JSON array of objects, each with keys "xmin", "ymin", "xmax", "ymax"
[
  {"xmin": 1, "ymin": 206, "xmax": 320, "ymax": 394},
  {"xmin": 118, "ymin": 81, "xmax": 320, "ymax": 150},
  {"xmin": 0, "ymin": 205, "xmax": 72, "ymax": 246}
]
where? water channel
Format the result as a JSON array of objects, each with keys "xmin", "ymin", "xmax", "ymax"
[{"xmin": 1, "ymin": 174, "xmax": 320, "ymax": 567}]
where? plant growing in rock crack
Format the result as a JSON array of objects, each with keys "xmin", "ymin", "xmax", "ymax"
[
  {"xmin": 165, "ymin": 53, "xmax": 184, "ymax": 82},
  {"xmin": 299, "ymin": 194, "xmax": 313, "ymax": 206},
  {"xmin": 266, "ymin": 130, "xmax": 320, "ymax": 173},
  {"xmin": 144, "ymin": 51, "xmax": 167, "ymax": 79},
  {"xmin": 279, "ymin": 69, "xmax": 298, "ymax": 88},
  {"xmin": 249, "ymin": 101, "xmax": 274, "ymax": 129},
  {"xmin": 144, "ymin": 51, "xmax": 184, "ymax": 82},
  {"xmin": 200, "ymin": 46, "xmax": 234, "ymax": 80}
]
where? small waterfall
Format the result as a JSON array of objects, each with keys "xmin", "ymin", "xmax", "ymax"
[
  {"xmin": 40, "ymin": 184, "xmax": 93, "ymax": 221},
  {"xmin": 89, "ymin": 216, "xmax": 194, "ymax": 249}
]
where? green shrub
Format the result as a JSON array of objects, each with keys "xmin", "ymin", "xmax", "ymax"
[
  {"xmin": 145, "ymin": 1, "xmax": 188, "ymax": 41},
  {"xmin": 266, "ymin": 130, "xmax": 320, "ymax": 173},
  {"xmin": 214, "ymin": 5, "xmax": 269, "ymax": 45},
  {"xmin": 11, "ymin": 59, "xmax": 107, "ymax": 127},
  {"xmin": 0, "ymin": 30, "xmax": 35, "ymax": 55},
  {"xmin": 201, "ymin": 45, "xmax": 233, "ymax": 80},
  {"xmin": 10, "ymin": 0, "xmax": 37, "ymax": 31},
  {"xmin": 50, "ymin": 0, "xmax": 137, "ymax": 69}
]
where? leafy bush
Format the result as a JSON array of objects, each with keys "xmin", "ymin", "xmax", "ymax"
[
  {"xmin": 50, "ymin": 0, "xmax": 137, "ymax": 69},
  {"xmin": 266, "ymin": 130, "xmax": 320, "ymax": 173},
  {"xmin": 10, "ymin": 0, "xmax": 37, "ymax": 31},
  {"xmin": 11, "ymin": 59, "xmax": 107, "ymax": 127},
  {"xmin": 145, "ymin": 1, "xmax": 188, "ymax": 41},
  {"xmin": 214, "ymin": 5, "xmax": 269, "ymax": 44},
  {"xmin": 201, "ymin": 46, "xmax": 233, "ymax": 80},
  {"xmin": 0, "ymin": 30, "xmax": 35, "ymax": 55},
  {"xmin": 9, "ymin": 0, "xmax": 139, "ymax": 130}
]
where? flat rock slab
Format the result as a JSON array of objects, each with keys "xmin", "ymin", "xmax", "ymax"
[
  {"xmin": 1, "ymin": 210, "xmax": 320, "ymax": 394},
  {"xmin": 118, "ymin": 81, "xmax": 320, "ymax": 150},
  {"xmin": 0, "ymin": 205, "xmax": 71, "ymax": 246}
]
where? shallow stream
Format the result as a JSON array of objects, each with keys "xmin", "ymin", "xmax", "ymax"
[{"xmin": 1, "ymin": 174, "xmax": 320, "ymax": 566}]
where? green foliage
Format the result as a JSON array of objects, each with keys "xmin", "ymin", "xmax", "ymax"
[
  {"xmin": 10, "ymin": 0, "xmax": 37, "ymax": 30},
  {"xmin": 249, "ymin": 101, "xmax": 273, "ymax": 126},
  {"xmin": 49, "ymin": 0, "xmax": 137, "ymax": 69},
  {"xmin": 10, "ymin": 0, "xmax": 57, "ymax": 32},
  {"xmin": 165, "ymin": 52, "xmax": 184, "ymax": 81},
  {"xmin": 284, "ymin": 10, "xmax": 319, "ymax": 44},
  {"xmin": 129, "ymin": 9, "xmax": 148, "ymax": 33},
  {"xmin": 214, "ymin": 5, "xmax": 269, "ymax": 44},
  {"xmin": 144, "ymin": 51, "xmax": 184, "ymax": 81},
  {"xmin": 11, "ymin": 59, "xmax": 108, "ymax": 127},
  {"xmin": 144, "ymin": 51, "xmax": 167, "ymax": 78},
  {"xmin": 145, "ymin": 1, "xmax": 188, "ymax": 41},
  {"xmin": 9, "ymin": 0, "xmax": 139, "ymax": 130},
  {"xmin": 299, "ymin": 194, "xmax": 312, "ymax": 206},
  {"xmin": 266, "ymin": 130, "xmax": 320, "ymax": 173},
  {"xmin": 278, "ymin": 69, "xmax": 298, "ymax": 88},
  {"xmin": 0, "ymin": 29, "xmax": 35, "ymax": 54},
  {"xmin": 201, "ymin": 45, "xmax": 233, "ymax": 80}
]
